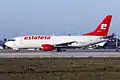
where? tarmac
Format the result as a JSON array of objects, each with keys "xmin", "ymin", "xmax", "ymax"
[{"xmin": 0, "ymin": 49, "xmax": 119, "ymax": 58}]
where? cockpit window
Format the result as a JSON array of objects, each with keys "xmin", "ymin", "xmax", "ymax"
[{"xmin": 7, "ymin": 39, "xmax": 15, "ymax": 41}]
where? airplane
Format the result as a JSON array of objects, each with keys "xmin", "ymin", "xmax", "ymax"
[{"xmin": 5, "ymin": 15, "xmax": 112, "ymax": 52}]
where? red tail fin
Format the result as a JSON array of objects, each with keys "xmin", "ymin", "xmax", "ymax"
[{"xmin": 83, "ymin": 15, "xmax": 112, "ymax": 36}]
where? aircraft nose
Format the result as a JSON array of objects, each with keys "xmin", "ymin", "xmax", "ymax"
[{"xmin": 5, "ymin": 41, "xmax": 15, "ymax": 48}]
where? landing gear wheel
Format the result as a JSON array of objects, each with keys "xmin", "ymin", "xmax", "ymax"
[
  {"xmin": 56, "ymin": 48, "xmax": 62, "ymax": 52},
  {"xmin": 116, "ymin": 49, "xmax": 119, "ymax": 52}
]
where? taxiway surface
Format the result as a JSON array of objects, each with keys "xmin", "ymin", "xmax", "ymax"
[
  {"xmin": 0, "ymin": 49, "xmax": 119, "ymax": 53},
  {"xmin": 0, "ymin": 49, "xmax": 119, "ymax": 58}
]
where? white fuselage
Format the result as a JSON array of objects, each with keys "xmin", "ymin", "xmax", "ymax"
[{"xmin": 5, "ymin": 35, "xmax": 108, "ymax": 49}]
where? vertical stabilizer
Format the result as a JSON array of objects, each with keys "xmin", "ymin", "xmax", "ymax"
[{"xmin": 83, "ymin": 15, "xmax": 112, "ymax": 36}]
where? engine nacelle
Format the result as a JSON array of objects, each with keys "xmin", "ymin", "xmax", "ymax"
[{"xmin": 41, "ymin": 44, "xmax": 55, "ymax": 51}]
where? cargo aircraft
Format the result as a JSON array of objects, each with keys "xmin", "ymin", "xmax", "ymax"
[{"xmin": 5, "ymin": 15, "xmax": 112, "ymax": 52}]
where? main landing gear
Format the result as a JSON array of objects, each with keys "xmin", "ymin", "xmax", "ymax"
[
  {"xmin": 56, "ymin": 48, "xmax": 66, "ymax": 52},
  {"xmin": 56, "ymin": 48, "xmax": 62, "ymax": 52}
]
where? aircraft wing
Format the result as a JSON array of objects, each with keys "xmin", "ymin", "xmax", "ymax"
[
  {"xmin": 53, "ymin": 40, "xmax": 106, "ymax": 49},
  {"xmin": 54, "ymin": 41, "xmax": 76, "ymax": 47},
  {"xmin": 54, "ymin": 39, "xmax": 107, "ymax": 49}
]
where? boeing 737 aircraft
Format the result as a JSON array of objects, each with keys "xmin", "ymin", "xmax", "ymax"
[{"xmin": 5, "ymin": 15, "xmax": 112, "ymax": 52}]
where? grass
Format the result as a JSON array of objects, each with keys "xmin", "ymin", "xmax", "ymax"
[{"xmin": 0, "ymin": 57, "xmax": 120, "ymax": 80}]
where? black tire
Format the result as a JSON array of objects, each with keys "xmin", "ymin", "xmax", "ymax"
[
  {"xmin": 116, "ymin": 49, "xmax": 119, "ymax": 52},
  {"xmin": 56, "ymin": 48, "xmax": 62, "ymax": 52}
]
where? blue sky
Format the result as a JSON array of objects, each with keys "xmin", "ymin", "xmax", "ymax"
[{"xmin": 0, "ymin": 0, "xmax": 120, "ymax": 39}]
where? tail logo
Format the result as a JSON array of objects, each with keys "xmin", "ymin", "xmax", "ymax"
[
  {"xmin": 83, "ymin": 15, "xmax": 112, "ymax": 36},
  {"xmin": 101, "ymin": 24, "xmax": 107, "ymax": 30}
]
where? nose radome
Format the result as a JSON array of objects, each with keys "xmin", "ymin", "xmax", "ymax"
[{"xmin": 5, "ymin": 41, "xmax": 14, "ymax": 48}]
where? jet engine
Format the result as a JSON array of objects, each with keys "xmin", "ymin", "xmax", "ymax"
[{"xmin": 41, "ymin": 44, "xmax": 55, "ymax": 51}]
